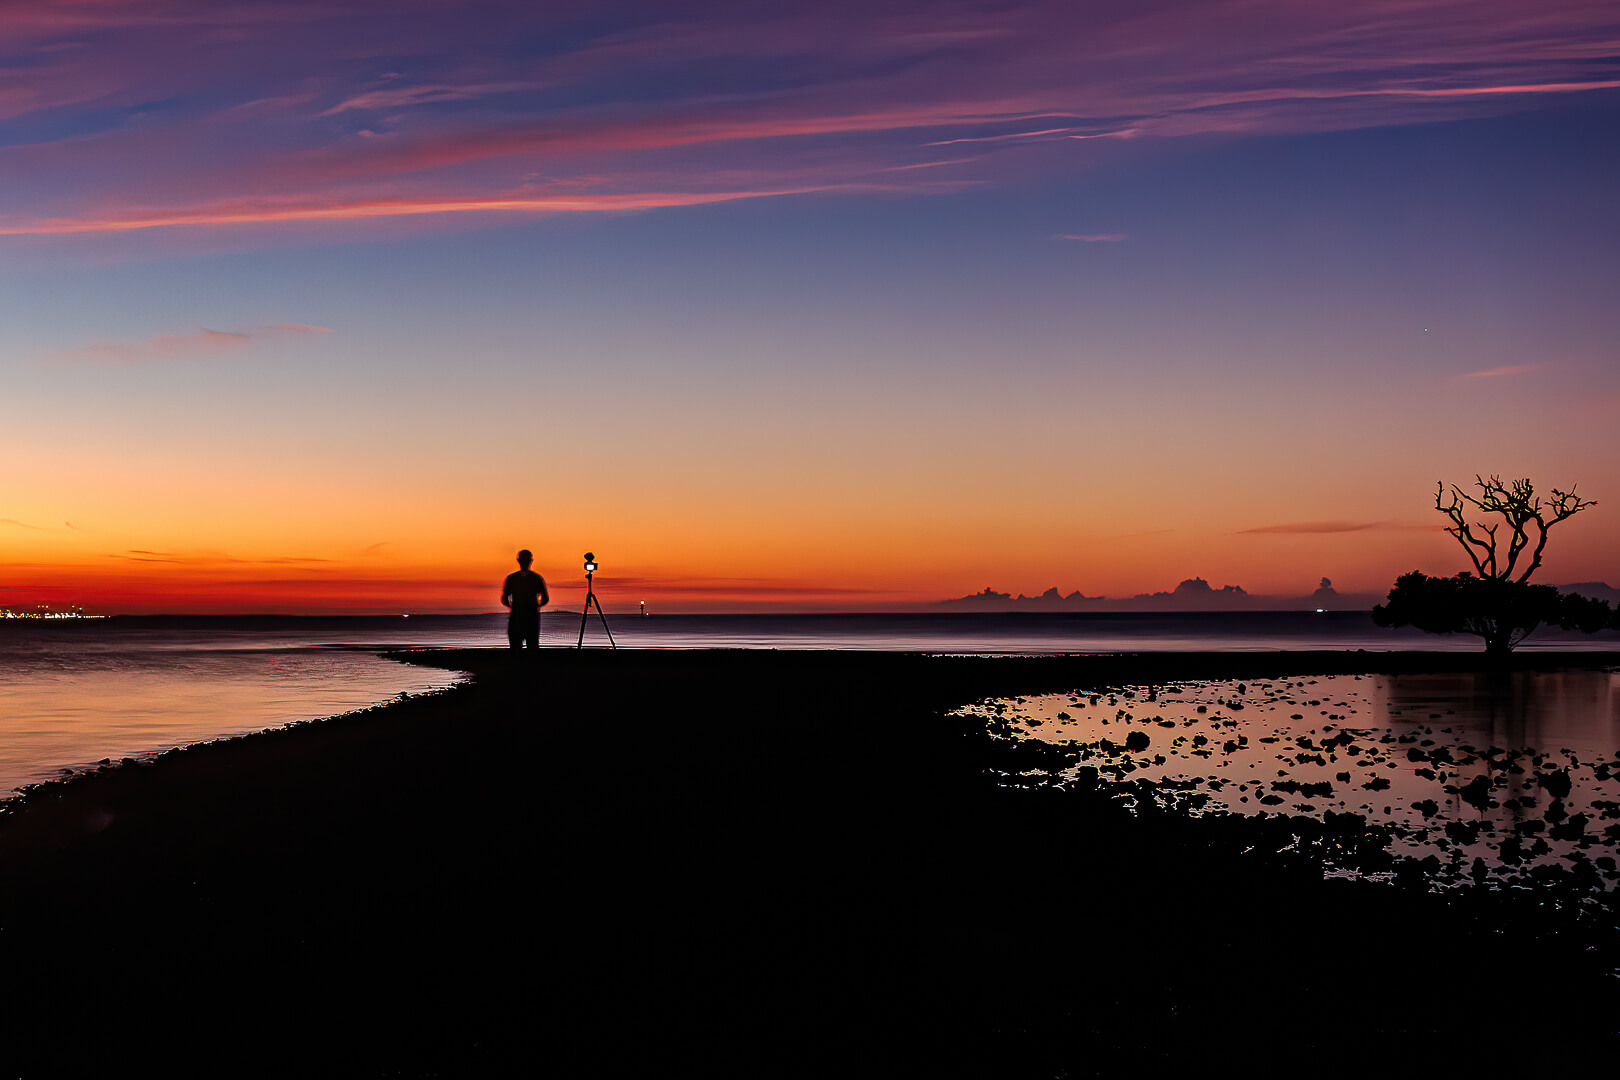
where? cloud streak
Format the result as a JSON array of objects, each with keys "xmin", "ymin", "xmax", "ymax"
[
  {"xmin": 318, "ymin": 81, "xmax": 541, "ymax": 117},
  {"xmin": 0, "ymin": 1, "xmax": 1614, "ymax": 242},
  {"xmin": 602, "ymin": 575, "xmax": 885, "ymax": 596},
  {"xmin": 1238, "ymin": 521, "xmax": 1378, "ymax": 534},
  {"xmin": 45, "ymin": 321, "xmax": 332, "ymax": 363},
  {"xmin": 46, "ymin": 328, "xmax": 250, "ymax": 365},
  {"xmin": 4, "ymin": 187, "xmax": 858, "ymax": 235},
  {"xmin": 110, "ymin": 550, "xmax": 337, "ymax": 566},
  {"xmin": 1459, "ymin": 363, "xmax": 1544, "ymax": 379}
]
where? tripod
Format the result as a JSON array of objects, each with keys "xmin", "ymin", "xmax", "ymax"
[{"xmin": 576, "ymin": 568, "xmax": 617, "ymax": 648}]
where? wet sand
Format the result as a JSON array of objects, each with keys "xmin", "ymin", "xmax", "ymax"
[{"xmin": 0, "ymin": 649, "xmax": 1615, "ymax": 1076}]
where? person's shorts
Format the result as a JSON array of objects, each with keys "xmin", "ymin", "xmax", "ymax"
[{"xmin": 508, "ymin": 609, "xmax": 541, "ymax": 647}]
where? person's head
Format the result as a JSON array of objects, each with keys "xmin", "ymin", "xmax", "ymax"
[{"xmin": 516, "ymin": 549, "xmax": 533, "ymax": 568}]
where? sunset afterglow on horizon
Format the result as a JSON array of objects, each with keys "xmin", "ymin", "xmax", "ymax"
[{"xmin": 3, "ymin": 0, "xmax": 1618, "ymax": 614}]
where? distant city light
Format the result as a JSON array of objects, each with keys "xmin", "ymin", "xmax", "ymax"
[{"xmin": 0, "ymin": 604, "xmax": 102, "ymax": 620}]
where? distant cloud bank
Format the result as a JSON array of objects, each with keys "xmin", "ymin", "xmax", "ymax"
[{"xmin": 940, "ymin": 576, "xmax": 1377, "ymax": 611}]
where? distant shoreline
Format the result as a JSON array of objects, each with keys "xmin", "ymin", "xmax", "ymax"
[{"xmin": 937, "ymin": 578, "xmax": 1620, "ymax": 614}]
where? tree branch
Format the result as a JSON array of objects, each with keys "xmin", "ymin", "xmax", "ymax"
[{"xmin": 1438, "ymin": 475, "xmax": 1597, "ymax": 585}]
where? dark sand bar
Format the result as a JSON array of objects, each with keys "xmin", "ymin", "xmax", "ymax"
[{"xmin": 0, "ymin": 649, "xmax": 1616, "ymax": 1075}]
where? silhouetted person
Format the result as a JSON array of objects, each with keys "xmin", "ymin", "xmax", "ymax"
[{"xmin": 501, "ymin": 549, "xmax": 550, "ymax": 649}]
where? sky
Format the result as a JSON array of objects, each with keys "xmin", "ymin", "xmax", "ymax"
[{"xmin": 2, "ymin": 0, "xmax": 1618, "ymax": 614}]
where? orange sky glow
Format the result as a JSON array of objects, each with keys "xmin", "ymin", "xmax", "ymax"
[{"xmin": 3, "ymin": 1, "xmax": 1618, "ymax": 614}]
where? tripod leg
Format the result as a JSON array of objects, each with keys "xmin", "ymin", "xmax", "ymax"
[
  {"xmin": 592, "ymin": 592, "xmax": 617, "ymax": 648},
  {"xmin": 577, "ymin": 581, "xmax": 591, "ymax": 647}
]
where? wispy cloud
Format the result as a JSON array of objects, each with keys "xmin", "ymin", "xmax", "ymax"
[
  {"xmin": 319, "ymin": 81, "xmax": 541, "ymax": 116},
  {"xmin": 926, "ymin": 126, "xmax": 1085, "ymax": 146},
  {"xmin": 218, "ymin": 576, "xmax": 486, "ymax": 589},
  {"xmin": 1238, "ymin": 521, "xmax": 1378, "ymax": 534},
  {"xmin": 602, "ymin": 575, "xmax": 884, "ymax": 596},
  {"xmin": 4, "ymin": 187, "xmax": 855, "ymax": 236},
  {"xmin": 47, "ymin": 327, "xmax": 250, "ymax": 365},
  {"xmin": 879, "ymin": 157, "xmax": 982, "ymax": 171},
  {"xmin": 1459, "ymin": 363, "xmax": 1544, "ymax": 379},
  {"xmin": 1060, "ymin": 233, "xmax": 1127, "ymax": 242},
  {"xmin": 0, "ymin": 518, "xmax": 47, "ymax": 530},
  {"xmin": 45, "ymin": 321, "xmax": 332, "ymax": 364},
  {"xmin": 111, "ymin": 550, "xmax": 336, "ymax": 565},
  {"xmin": 0, "ymin": 2, "xmax": 1611, "ymax": 243},
  {"xmin": 1067, "ymin": 129, "xmax": 1140, "ymax": 141}
]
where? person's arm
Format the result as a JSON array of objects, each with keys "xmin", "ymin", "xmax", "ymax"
[
  {"xmin": 501, "ymin": 574, "xmax": 513, "ymax": 609},
  {"xmin": 537, "ymin": 576, "xmax": 550, "ymax": 608}
]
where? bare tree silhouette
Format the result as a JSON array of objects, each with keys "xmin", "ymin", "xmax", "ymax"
[
  {"xmin": 1374, "ymin": 476, "xmax": 1608, "ymax": 657},
  {"xmin": 1436, "ymin": 475, "xmax": 1594, "ymax": 584}
]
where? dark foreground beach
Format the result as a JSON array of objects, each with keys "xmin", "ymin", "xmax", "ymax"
[{"xmin": 0, "ymin": 649, "xmax": 1616, "ymax": 1076}]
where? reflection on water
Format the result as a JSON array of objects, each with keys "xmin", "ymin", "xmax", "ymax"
[
  {"xmin": 0, "ymin": 638, "xmax": 458, "ymax": 797},
  {"xmin": 1381, "ymin": 670, "xmax": 1620, "ymax": 758},
  {"xmin": 970, "ymin": 669, "xmax": 1620, "ymax": 887}
]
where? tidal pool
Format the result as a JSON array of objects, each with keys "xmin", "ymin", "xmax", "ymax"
[{"xmin": 960, "ymin": 669, "xmax": 1620, "ymax": 888}]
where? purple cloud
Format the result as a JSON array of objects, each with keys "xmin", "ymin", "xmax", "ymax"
[
  {"xmin": 1459, "ymin": 363, "xmax": 1544, "ymax": 379},
  {"xmin": 0, "ymin": 2, "xmax": 1613, "ymax": 239}
]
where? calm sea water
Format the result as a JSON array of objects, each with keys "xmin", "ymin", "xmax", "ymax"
[{"xmin": 0, "ymin": 610, "xmax": 1616, "ymax": 799}]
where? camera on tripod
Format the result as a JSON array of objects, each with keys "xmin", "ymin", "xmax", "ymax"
[{"xmin": 577, "ymin": 552, "xmax": 615, "ymax": 648}]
